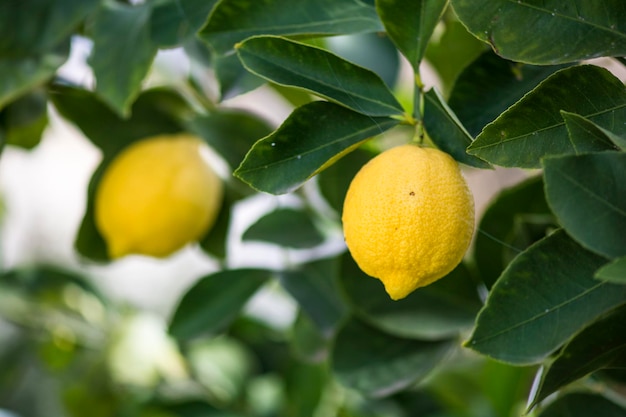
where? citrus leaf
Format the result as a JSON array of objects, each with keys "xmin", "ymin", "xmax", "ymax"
[
  {"xmin": 279, "ymin": 258, "xmax": 348, "ymax": 336},
  {"xmin": 422, "ymin": 88, "xmax": 491, "ymax": 168},
  {"xmin": 529, "ymin": 304, "xmax": 626, "ymax": 409},
  {"xmin": 467, "ymin": 65, "xmax": 626, "ymax": 168},
  {"xmin": 243, "ymin": 207, "xmax": 324, "ymax": 249},
  {"xmin": 234, "ymin": 101, "xmax": 398, "ymax": 194},
  {"xmin": 187, "ymin": 110, "xmax": 273, "ymax": 170},
  {"xmin": 465, "ymin": 230, "xmax": 626, "ymax": 365},
  {"xmin": 214, "ymin": 52, "xmax": 265, "ymax": 100},
  {"xmin": 199, "ymin": 182, "xmax": 241, "ymax": 260},
  {"xmin": 291, "ymin": 312, "xmax": 331, "ymax": 363},
  {"xmin": 90, "ymin": 1, "xmax": 158, "ymax": 117},
  {"xmin": 332, "ymin": 317, "xmax": 453, "ymax": 397},
  {"xmin": 50, "ymin": 85, "xmax": 188, "ymax": 156},
  {"xmin": 536, "ymin": 392, "xmax": 626, "ymax": 417},
  {"xmin": 150, "ymin": 0, "xmax": 218, "ymax": 48},
  {"xmin": 544, "ymin": 152, "xmax": 626, "ymax": 259},
  {"xmin": 169, "ymin": 269, "xmax": 272, "ymax": 342},
  {"xmin": 448, "ymin": 51, "xmax": 568, "ymax": 137},
  {"xmin": 451, "ymin": 0, "xmax": 626, "ymax": 65},
  {"xmin": 561, "ymin": 111, "xmax": 626, "ymax": 151},
  {"xmin": 199, "ymin": 0, "xmax": 383, "ymax": 54},
  {"xmin": 339, "ymin": 253, "xmax": 481, "ymax": 340},
  {"xmin": 473, "ymin": 175, "xmax": 553, "ymax": 289},
  {"xmin": 325, "ymin": 32, "xmax": 400, "ymax": 89},
  {"xmin": 0, "ymin": 42, "xmax": 69, "ymax": 109},
  {"xmin": 595, "ymin": 257, "xmax": 626, "ymax": 284},
  {"xmin": 236, "ymin": 36, "xmax": 403, "ymax": 117},
  {"xmin": 375, "ymin": 0, "xmax": 447, "ymax": 70},
  {"xmin": 2, "ymin": 89, "xmax": 48, "ymax": 150}
]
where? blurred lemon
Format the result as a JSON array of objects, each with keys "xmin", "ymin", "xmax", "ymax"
[
  {"xmin": 94, "ymin": 134, "xmax": 223, "ymax": 259},
  {"xmin": 342, "ymin": 144, "xmax": 474, "ymax": 300}
]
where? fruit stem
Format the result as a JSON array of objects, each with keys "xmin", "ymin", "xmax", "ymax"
[{"xmin": 413, "ymin": 70, "xmax": 426, "ymax": 144}]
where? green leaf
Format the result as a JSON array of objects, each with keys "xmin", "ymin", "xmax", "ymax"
[
  {"xmin": 325, "ymin": 32, "xmax": 400, "ymax": 89},
  {"xmin": 291, "ymin": 312, "xmax": 330, "ymax": 363},
  {"xmin": 536, "ymin": 393, "xmax": 626, "ymax": 417},
  {"xmin": 448, "ymin": 51, "xmax": 568, "ymax": 137},
  {"xmin": 332, "ymin": 317, "xmax": 452, "ymax": 397},
  {"xmin": 0, "ymin": 42, "xmax": 69, "ymax": 109},
  {"xmin": 51, "ymin": 85, "xmax": 188, "ymax": 156},
  {"xmin": 376, "ymin": 0, "xmax": 447, "ymax": 69},
  {"xmin": 169, "ymin": 269, "xmax": 272, "ymax": 342},
  {"xmin": 280, "ymin": 258, "xmax": 348, "ymax": 336},
  {"xmin": 596, "ymin": 257, "xmax": 626, "ymax": 284},
  {"xmin": 237, "ymin": 36, "xmax": 403, "ymax": 117},
  {"xmin": 451, "ymin": 0, "xmax": 626, "ymax": 65},
  {"xmin": 198, "ymin": 182, "xmax": 240, "ymax": 260},
  {"xmin": 284, "ymin": 360, "xmax": 328, "ymax": 417},
  {"xmin": 214, "ymin": 49, "xmax": 266, "ymax": 100},
  {"xmin": 234, "ymin": 101, "xmax": 398, "ymax": 194},
  {"xmin": 465, "ymin": 230, "xmax": 626, "ymax": 365},
  {"xmin": 188, "ymin": 110, "xmax": 273, "ymax": 170},
  {"xmin": 150, "ymin": 0, "xmax": 218, "ymax": 48},
  {"xmin": 243, "ymin": 208, "xmax": 325, "ymax": 249},
  {"xmin": 544, "ymin": 152, "xmax": 626, "ymax": 259},
  {"xmin": 468, "ymin": 65, "xmax": 626, "ymax": 168},
  {"xmin": 89, "ymin": 1, "xmax": 158, "ymax": 117},
  {"xmin": 530, "ymin": 304, "xmax": 626, "ymax": 409},
  {"xmin": 0, "ymin": 0, "xmax": 98, "ymax": 57},
  {"xmin": 473, "ymin": 175, "xmax": 553, "ymax": 289},
  {"xmin": 339, "ymin": 253, "xmax": 481, "ymax": 340},
  {"xmin": 561, "ymin": 111, "xmax": 626, "ymax": 151},
  {"xmin": 422, "ymin": 88, "xmax": 491, "ymax": 168},
  {"xmin": 316, "ymin": 147, "xmax": 375, "ymax": 216},
  {"xmin": 199, "ymin": 0, "xmax": 383, "ymax": 54},
  {"xmin": 1, "ymin": 89, "xmax": 48, "ymax": 149}
]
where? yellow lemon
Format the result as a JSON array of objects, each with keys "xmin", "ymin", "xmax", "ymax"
[
  {"xmin": 94, "ymin": 134, "xmax": 223, "ymax": 259},
  {"xmin": 342, "ymin": 144, "xmax": 474, "ymax": 300}
]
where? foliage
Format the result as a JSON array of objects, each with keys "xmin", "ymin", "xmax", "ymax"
[{"xmin": 1, "ymin": 0, "xmax": 626, "ymax": 416}]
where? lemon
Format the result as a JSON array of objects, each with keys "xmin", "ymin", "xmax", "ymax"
[
  {"xmin": 342, "ymin": 144, "xmax": 474, "ymax": 300},
  {"xmin": 94, "ymin": 134, "xmax": 223, "ymax": 259}
]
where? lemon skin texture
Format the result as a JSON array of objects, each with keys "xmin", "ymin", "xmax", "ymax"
[
  {"xmin": 342, "ymin": 144, "xmax": 474, "ymax": 300},
  {"xmin": 94, "ymin": 134, "xmax": 223, "ymax": 259}
]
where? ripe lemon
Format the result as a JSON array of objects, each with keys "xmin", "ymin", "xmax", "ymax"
[
  {"xmin": 94, "ymin": 134, "xmax": 223, "ymax": 259},
  {"xmin": 342, "ymin": 144, "xmax": 474, "ymax": 300}
]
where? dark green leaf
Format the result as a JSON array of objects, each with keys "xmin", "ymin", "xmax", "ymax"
[
  {"xmin": 0, "ymin": 0, "xmax": 98, "ymax": 57},
  {"xmin": 243, "ymin": 208, "xmax": 325, "ymax": 249},
  {"xmin": 237, "ymin": 36, "xmax": 403, "ymax": 117},
  {"xmin": 468, "ymin": 65, "xmax": 626, "ymax": 168},
  {"xmin": 561, "ymin": 111, "xmax": 626, "ymax": 151},
  {"xmin": 200, "ymin": 0, "xmax": 383, "ymax": 54},
  {"xmin": 376, "ymin": 0, "xmax": 447, "ymax": 69},
  {"xmin": 474, "ymin": 175, "xmax": 553, "ymax": 288},
  {"xmin": 291, "ymin": 312, "xmax": 330, "ymax": 363},
  {"xmin": 332, "ymin": 318, "xmax": 452, "ymax": 397},
  {"xmin": 325, "ymin": 32, "xmax": 400, "ymax": 89},
  {"xmin": 596, "ymin": 257, "xmax": 626, "ymax": 284},
  {"xmin": 51, "ymin": 85, "xmax": 188, "ymax": 156},
  {"xmin": 544, "ymin": 152, "xmax": 626, "ymax": 258},
  {"xmin": 451, "ymin": 0, "xmax": 626, "ymax": 65},
  {"xmin": 423, "ymin": 17, "xmax": 486, "ymax": 94},
  {"xmin": 89, "ymin": 2, "xmax": 158, "ymax": 117},
  {"xmin": 536, "ymin": 392, "xmax": 626, "ymax": 417},
  {"xmin": 284, "ymin": 360, "xmax": 328, "ymax": 417},
  {"xmin": 316, "ymin": 147, "xmax": 375, "ymax": 216},
  {"xmin": 0, "ymin": 42, "xmax": 69, "ymax": 109},
  {"xmin": 530, "ymin": 304, "xmax": 626, "ymax": 409},
  {"xmin": 198, "ymin": 182, "xmax": 239, "ymax": 259},
  {"xmin": 169, "ymin": 269, "xmax": 272, "ymax": 342},
  {"xmin": 234, "ymin": 101, "xmax": 398, "ymax": 194},
  {"xmin": 214, "ymin": 52, "xmax": 265, "ymax": 100},
  {"xmin": 465, "ymin": 230, "xmax": 625, "ymax": 365},
  {"xmin": 150, "ymin": 0, "xmax": 218, "ymax": 47},
  {"xmin": 280, "ymin": 258, "xmax": 347, "ymax": 335},
  {"xmin": 188, "ymin": 110, "xmax": 274, "ymax": 170},
  {"xmin": 339, "ymin": 253, "xmax": 481, "ymax": 340},
  {"xmin": 448, "ymin": 51, "xmax": 568, "ymax": 137},
  {"xmin": 423, "ymin": 88, "xmax": 491, "ymax": 168},
  {"xmin": 2, "ymin": 89, "xmax": 48, "ymax": 149}
]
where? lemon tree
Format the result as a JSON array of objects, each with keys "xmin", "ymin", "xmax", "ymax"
[{"xmin": 2, "ymin": 1, "xmax": 626, "ymax": 416}]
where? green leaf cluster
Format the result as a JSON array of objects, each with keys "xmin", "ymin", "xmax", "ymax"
[{"xmin": 2, "ymin": 0, "xmax": 626, "ymax": 416}]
